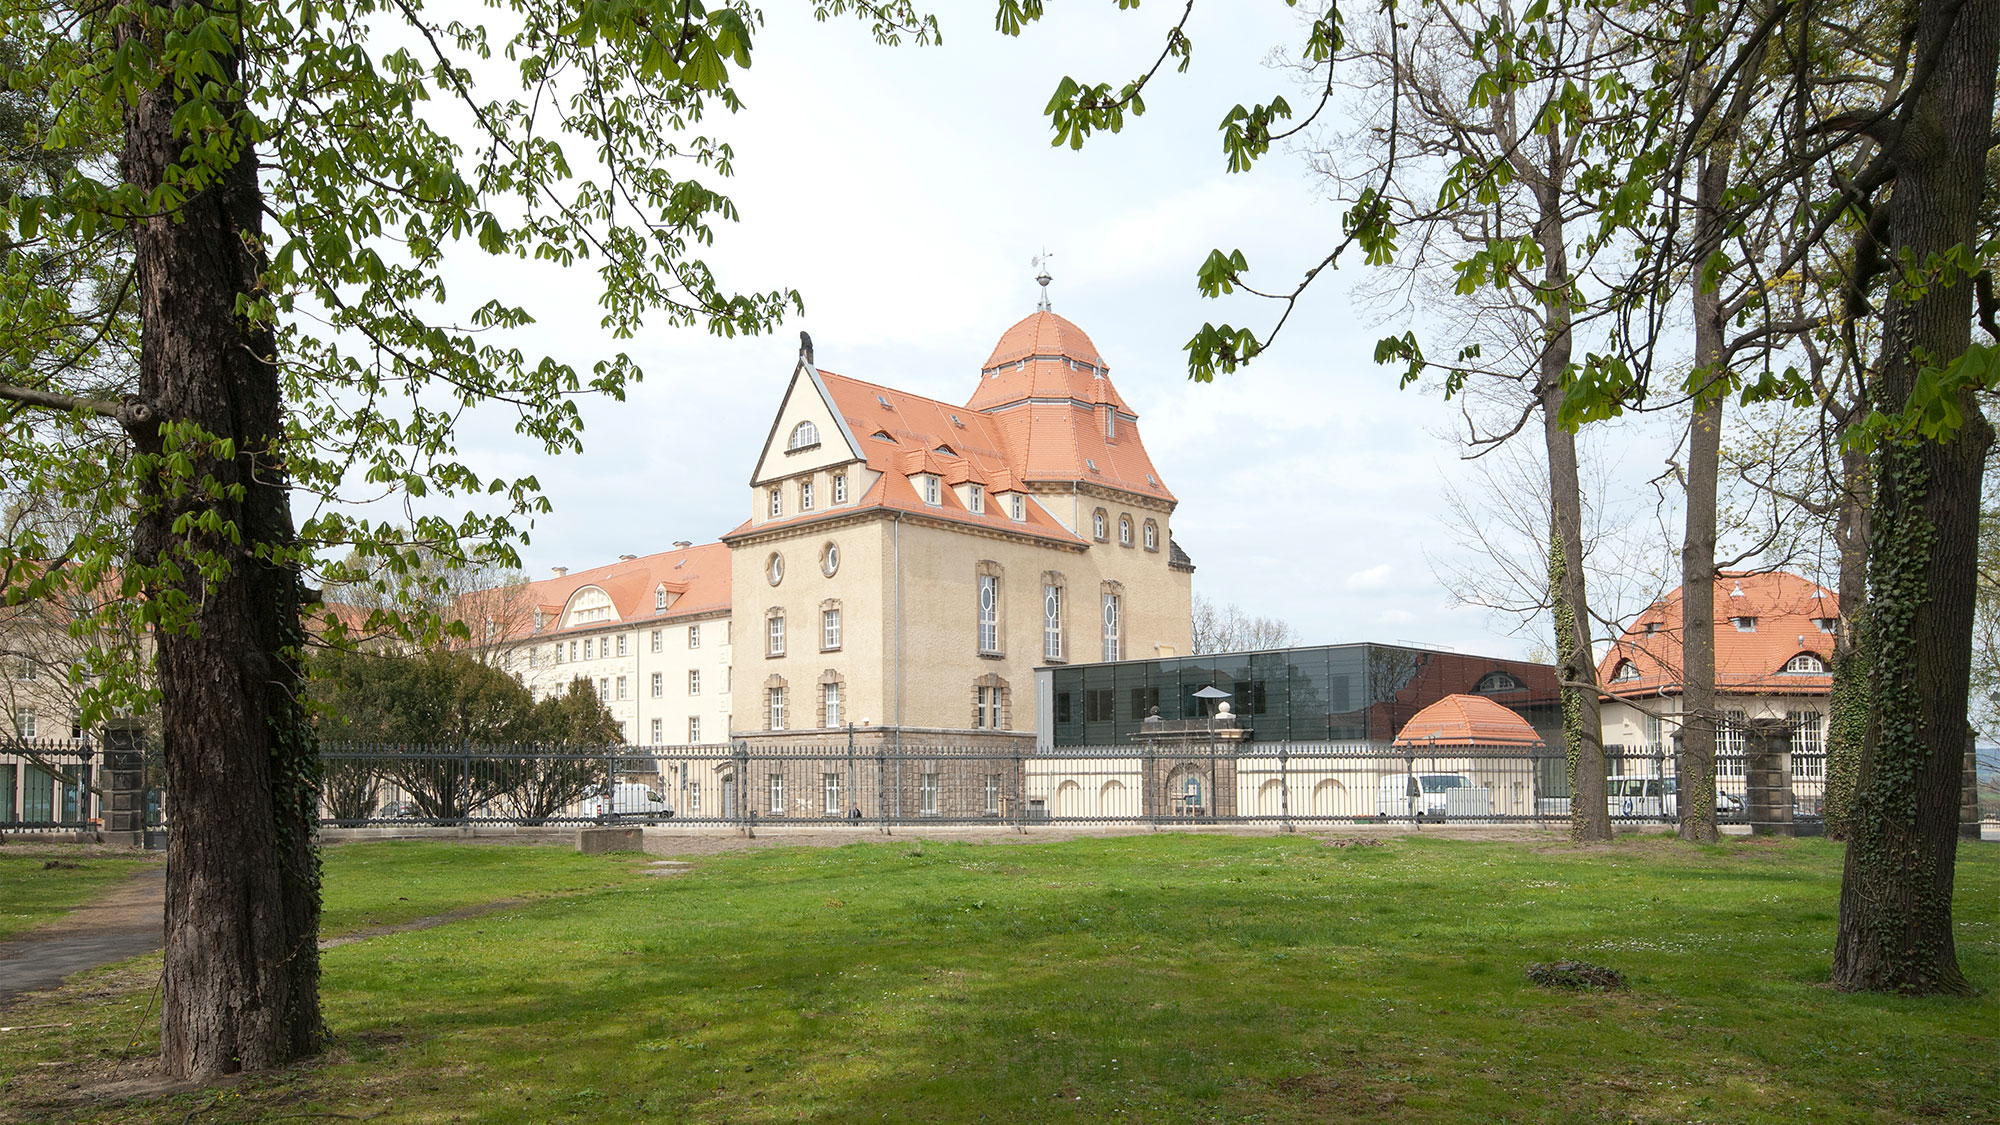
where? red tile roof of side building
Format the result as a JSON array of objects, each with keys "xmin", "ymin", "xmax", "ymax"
[
  {"xmin": 458, "ymin": 542, "xmax": 732, "ymax": 643},
  {"xmin": 1596, "ymin": 570, "xmax": 1838, "ymax": 699},
  {"xmin": 1393, "ymin": 694, "xmax": 1544, "ymax": 748}
]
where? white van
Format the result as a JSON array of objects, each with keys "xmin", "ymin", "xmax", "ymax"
[
  {"xmin": 1376, "ymin": 773, "xmax": 1489, "ymax": 820},
  {"xmin": 582, "ymin": 782, "xmax": 670, "ymax": 821},
  {"xmin": 1608, "ymin": 776, "xmax": 1745, "ymax": 819}
]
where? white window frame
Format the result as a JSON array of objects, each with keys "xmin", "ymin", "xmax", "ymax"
[
  {"xmin": 598, "ymin": 677, "xmax": 610, "ymax": 699},
  {"xmin": 655, "ymin": 588, "xmax": 667, "ymax": 610},
  {"xmin": 616, "ymin": 675, "xmax": 628, "ymax": 700},
  {"xmin": 984, "ymin": 774, "xmax": 1000, "ymax": 815},
  {"xmin": 1044, "ymin": 584, "xmax": 1062, "ymax": 661},
  {"xmin": 824, "ymin": 772, "xmax": 842, "ymax": 815},
  {"xmin": 688, "ymin": 716, "xmax": 701, "ymax": 743},
  {"xmin": 1118, "ymin": 516, "xmax": 1132, "ymax": 546},
  {"xmin": 16, "ymin": 706, "xmax": 34, "ymax": 739},
  {"xmin": 769, "ymin": 487, "xmax": 783, "ymax": 518},
  {"xmin": 769, "ymin": 773, "xmax": 785, "ymax": 814},
  {"xmin": 920, "ymin": 772, "xmax": 939, "ymax": 816},
  {"xmin": 650, "ymin": 672, "xmax": 663, "ymax": 698},
  {"xmin": 688, "ymin": 624, "xmax": 701, "ymax": 648},
  {"xmin": 1010, "ymin": 493, "xmax": 1025, "ymax": 522},
  {"xmin": 800, "ymin": 479, "xmax": 814, "ymax": 511},
  {"xmin": 921, "ymin": 475, "xmax": 941, "ymax": 506},
  {"xmin": 789, "ymin": 420, "xmax": 819, "ymax": 450},
  {"xmin": 833, "ymin": 473, "xmax": 847, "ymax": 504},
  {"xmin": 617, "ymin": 634, "xmax": 629, "ymax": 657},
  {"xmin": 1144, "ymin": 521, "xmax": 1157, "ymax": 551},
  {"xmin": 688, "ymin": 669, "xmax": 701, "ymax": 695},
  {"xmin": 768, "ymin": 614, "xmax": 785, "ymax": 657},
  {"xmin": 650, "ymin": 718, "xmax": 662, "ymax": 743},
  {"xmin": 970, "ymin": 483, "xmax": 984, "ymax": 514},
  {"xmin": 651, "ymin": 629, "xmax": 662, "ymax": 652},
  {"xmin": 583, "ymin": 638, "xmax": 593, "ymax": 660},
  {"xmin": 768, "ymin": 687, "xmax": 786, "ymax": 731},
  {"xmin": 1784, "ymin": 653, "xmax": 1825, "ymax": 674},
  {"xmin": 1102, "ymin": 593, "xmax": 1121, "ymax": 661},
  {"xmin": 823, "ymin": 681, "xmax": 841, "ymax": 727},
  {"xmin": 823, "ymin": 608, "xmax": 842, "ymax": 651},
  {"xmin": 1093, "ymin": 511, "xmax": 1107, "ymax": 540},
  {"xmin": 978, "ymin": 575, "xmax": 999, "ymax": 654}
]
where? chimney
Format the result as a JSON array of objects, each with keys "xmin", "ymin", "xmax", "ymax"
[
  {"xmin": 673, "ymin": 540, "xmax": 693, "ymax": 550},
  {"xmin": 551, "ymin": 566, "xmax": 568, "ymax": 578}
]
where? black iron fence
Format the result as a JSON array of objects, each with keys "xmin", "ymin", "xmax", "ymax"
[
  {"xmin": 316, "ymin": 741, "xmax": 1826, "ymax": 830},
  {"xmin": 0, "ymin": 738, "xmax": 103, "ymax": 830}
]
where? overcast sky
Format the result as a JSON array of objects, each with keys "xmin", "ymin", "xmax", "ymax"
[{"xmin": 433, "ymin": 2, "xmax": 1686, "ymax": 661}]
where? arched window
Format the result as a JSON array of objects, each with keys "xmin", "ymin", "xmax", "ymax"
[
  {"xmin": 1118, "ymin": 515, "xmax": 1133, "ymax": 546},
  {"xmin": 1783, "ymin": 652, "xmax": 1826, "ymax": 674},
  {"xmin": 1611, "ymin": 660, "xmax": 1641, "ymax": 683},
  {"xmin": 1092, "ymin": 508, "xmax": 1108, "ymax": 542},
  {"xmin": 788, "ymin": 420, "xmax": 820, "ymax": 450},
  {"xmin": 1142, "ymin": 519, "xmax": 1159, "ymax": 552}
]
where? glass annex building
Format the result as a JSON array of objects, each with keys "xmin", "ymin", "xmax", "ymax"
[{"xmin": 1034, "ymin": 642, "xmax": 1563, "ymax": 749}]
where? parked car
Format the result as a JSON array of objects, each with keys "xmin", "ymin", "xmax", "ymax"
[
  {"xmin": 1376, "ymin": 773, "xmax": 1487, "ymax": 820},
  {"xmin": 582, "ymin": 782, "xmax": 670, "ymax": 822},
  {"xmin": 376, "ymin": 800, "xmax": 423, "ymax": 819},
  {"xmin": 1609, "ymin": 776, "xmax": 1745, "ymax": 819}
]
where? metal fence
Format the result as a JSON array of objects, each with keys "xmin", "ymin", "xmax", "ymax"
[
  {"xmin": 0, "ymin": 738, "xmax": 103, "ymax": 830},
  {"xmin": 316, "ymin": 741, "xmax": 1828, "ymax": 830}
]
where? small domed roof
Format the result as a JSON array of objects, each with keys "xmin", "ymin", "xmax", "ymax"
[
  {"xmin": 982, "ymin": 310, "xmax": 1106, "ymax": 373},
  {"xmin": 1393, "ymin": 694, "xmax": 1543, "ymax": 748}
]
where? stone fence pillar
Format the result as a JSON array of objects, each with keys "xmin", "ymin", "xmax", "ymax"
[
  {"xmin": 101, "ymin": 721, "xmax": 148, "ymax": 847},
  {"xmin": 1743, "ymin": 718, "xmax": 1794, "ymax": 837}
]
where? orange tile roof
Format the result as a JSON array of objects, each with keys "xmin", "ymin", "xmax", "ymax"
[
  {"xmin": 1393, "ymin": 694, "xmax": 1544, "ymax": 747},
  {"xmin": 1596, "ymin": 571, "xmax": 1838, "ymax": 698},
  {"xmin": 459, "ymin": 542, "xmax": 732, "ymax": 643}
]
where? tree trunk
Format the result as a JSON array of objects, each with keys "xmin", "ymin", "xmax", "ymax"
[
  {"xmin": 1679, "ymin": 393, "xmax": 1722, "ymax": 844},
  {"xmin": 1831, "ymin": 0, "xmax": 1997, "ymax": 995},
  {"xmin": 120, "ymin": 11, "xmax": 325, "ymax": 1076},
  {"xmin": 1535, "ymin": 183, "xmax": 1610, "ymax": 842},
  {"xmin": 1823, "ymin": 442, "xmax": 1871, "ymax": 840}
]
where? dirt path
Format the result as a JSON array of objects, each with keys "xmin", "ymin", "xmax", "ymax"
[{"xmin": 0, "ymin": 865, "xmax": 165, "ymax": 1011}]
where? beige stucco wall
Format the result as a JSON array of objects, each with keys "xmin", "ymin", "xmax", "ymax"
[{"xmin": 504, "ymin": 611, "xmax": 735, "ymax": 747}]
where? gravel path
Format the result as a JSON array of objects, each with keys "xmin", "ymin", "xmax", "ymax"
[{"xmin": 0, "ymin": 865, "xmax": 164, "ymax": 1012}]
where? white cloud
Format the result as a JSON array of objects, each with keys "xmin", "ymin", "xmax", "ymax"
[{"xmin": 1346, "ymin": 565, "xmax": 1394, "ymax": 590}]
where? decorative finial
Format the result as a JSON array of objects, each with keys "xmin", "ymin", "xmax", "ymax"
[
  {"xmin": 1032, "ymin": 249, "xmax": 1054, "ymax": 311},
  {"xmin": 799, "ymin": 330, "xmax": 814, "ymax": 366}
]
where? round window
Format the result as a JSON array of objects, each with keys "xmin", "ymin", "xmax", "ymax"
[
  {"xmin": 766, "ymin": 552, "xmax": 785, "ymax": 586},
  {"xmin": 821, "ymin": 542, "xmax": 840, "ymax": 577}
]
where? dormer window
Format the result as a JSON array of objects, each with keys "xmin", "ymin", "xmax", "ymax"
[
  {"xmin": 1783, "ymin": 653, "xmax": 1826, "ymax": 674},
  {"xmin": 655, "ymin": 587, "xmax": 667, "ymax": 611},
  {"xmin": 1730, "ymin": 616, "xmax": 1757, "ymax": 632},
  {"xmin": 1104, "ymin": 405, "xmax": 1116, "ymax": 440},
  {"xmin": 1812, "ymin": 616, "xmax": 1836, "ymax": 633},
  {"xmin": 871, "ymin": 430, "xmax": 896, "ymax": 443},
  {"xmin": 918, "ymin": 475, "xmax": 941, "ymax": 506},
  {"xmin": 969, "ymin": 483, "xmax": 985, "ymax": 514},
  {"xmin": 935, "ymin": 444, "xmax": 955, "ymax": 456},
  {"xmin": 1611, "ymin": 659, "xmax": 1641, "ymax": 683},
  {"xmin": 1642, "ymin": 621, "xmax": 1661, "ymax": 635},
  {"xmin": 787, "ymin": 420, "xmax": 820, "ymax": 450},
  {"xmin": 1010, "ymin": 493, "xmax": 1025, "ymax": 521}
]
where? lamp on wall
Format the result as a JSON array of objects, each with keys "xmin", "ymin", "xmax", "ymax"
[{"xmin": 1193, "ymin": 685, "xmax": 1231, "ymax": 818}]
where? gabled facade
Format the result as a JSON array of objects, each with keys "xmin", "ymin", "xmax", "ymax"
[{"xmin": 725, "ymin": 308, "xmax": 1195, "ymax": 743}]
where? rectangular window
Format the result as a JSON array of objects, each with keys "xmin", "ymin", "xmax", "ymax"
[
  {"xmin": 1043, "ymin": 585, "xmax": 1062, "ymax": 661},
  {"xmin": 769, "ymin": 487, "xmax": 782, "ymax": 517},
  {"xmin": 689, "ymin": 781, "xmax": 701, "ymax": 813},
  {"xmin": 978, "ymin": 574, "xmax": 999, "ymax": 654},
  {"xmin": 770, "ymin": 773, "xmax": 785, "ymax": 814},
  {"xmin": 1011, "ymin": 493, "xmax": 1025, "ymax": 521},
  {"xmin": 529, "ymin": 647, "xmax": 539, "ymax": 668},
  {"xmin": 17, "ymin": 657, "xmax": 35, "ymax": 681},
  {"xmin": 823, "ymin": 608, "xmax": 842, "ymax": 650},
  {"xmin": 689, "ymin": 624, "xmax": 701, "ymax": 648},
  {"xmin": 833, "ymin": 473, "xmax": 847, "ymax": 504},
  {"xmin": 1101, "ymin": 593, "xmax": 1121, "ymax": 661},
  {"xmin": 689, "ymin": 669, "xmax": 701, "ymax": 695},
  {"xmin": 568, "ymin": 640, "xmax": 578, "ymax": 662},
  {"xmin": 920, "ymin": 772, "xmax": 939, "ymax": 816},
  {"xmin": 800, "ymin": 480, "xmax": 814, "ymax": 511},
  {"xmin": 15, "ymin": 707, "xmax": 34, "ymax": 740},
  {"xmin": 688, "ymin": 716, "xmax": 701, "ymax": 743},
  {"xmin": 969, "ymin": 483, "xmax": 984, "ymax": 513},
  {"xmin": 824, "ymin": 772, "xmax": 842, "ymax": 815},
  {"xmin": 616, "ymin": 675, "xmax": 628, "ymax": 700},
  {"xmin": 984, "ymin": 774, "xmax": 1000, "ymax": 815},
  {"xmin": 583, "ymin": 638, "xmax": 593, "ymax": 660},
  {"xmin": 598, "ymin": 677, "xmax": 610, "ymax": 699},
  {"xmin": 975, "ymin": 686, "xmax": 1001, "ymax": 730},
  {"xmin": 768, "ymin": 687, "xmax": 786, "ymax": 731},
  {"xmin": 1645, "ymin": 713, "xmax": 1663, "ymax": 749},
  {"xmin": 1789, "ymin": 710, "xmax": 1826, "ymax": 777},
  {"xmin": 823, "ymin": 682, "xmax": 842, "ymax": 727},
  {"xmin": 650, "ymin": 718, "xmax": 662, "ymax": 743},
  {"xmin": 1717, "ymin": 711, "xmax": 1747, "ymax": 776},
  {"xmin": 768, "ymin": 615, "xmax": 785, "ymax": 656},
  {"xmin": 651, "ymin": 629, "xmax": 663, "ymax": 653},
  {"xmin": 1730, "ymin": 616, "xmax": 1757, "ymax": 632},
  {"xmin": 922, "ymin": 476, "xmax": 940, "ymax": 505},
  {"xmin": 617, "ymin": 634, "xmax": 629, "ymax": 657},
  {"xmin": 651, "ymin": 672, "xmax": 663, "ymax": 698}
]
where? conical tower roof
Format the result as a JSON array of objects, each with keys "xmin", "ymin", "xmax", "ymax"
[{"xmin": 968, "ymin": 310, "xmax": 1128, "ymax": 413}]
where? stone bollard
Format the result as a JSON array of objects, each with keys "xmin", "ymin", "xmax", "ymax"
[{"xmin": 576, "ymin": 826, "xmax": 644, "ymax": 855}]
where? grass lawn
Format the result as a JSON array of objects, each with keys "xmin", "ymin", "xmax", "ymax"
[
  {"xmin": 0, "ymin": 851, "xmax": 156, "ymax": 941},
  {"xmin": 0, "ymin": 832, "xmax": 1993, "ymax": 1123}
]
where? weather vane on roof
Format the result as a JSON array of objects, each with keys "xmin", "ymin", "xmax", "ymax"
[{"xmin": 1032, "ymin": 249, "xmax": 1054, "ymax": 311}]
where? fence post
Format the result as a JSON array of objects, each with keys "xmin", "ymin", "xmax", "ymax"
[
  {"xmin": 876, "ymin": 748, "xmax": 889, "ymax": 834},
  {"xmin": 1279, "ymin": 743, "xmax": 1292, "ymax": 834}
]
